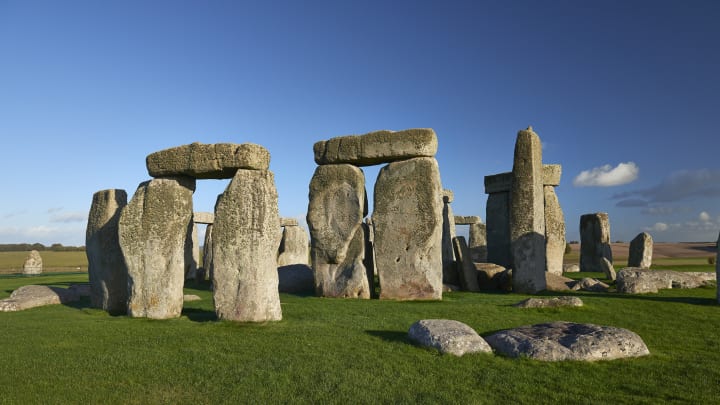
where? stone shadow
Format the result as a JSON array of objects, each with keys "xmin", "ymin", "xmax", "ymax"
[{"xmin": 365, "ymin": 330, "xmax": 409, "ymax": 344}]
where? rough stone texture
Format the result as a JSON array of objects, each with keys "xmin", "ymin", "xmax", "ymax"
[
  {"xmin": 442, "ymin": 189, "xmax": 454, "ymax": 203},
  {"xmin": 362, "ymin": 220, "xmax": 377, "ymax": 298},
  {"xmin": 545, "ymin": 273, "xmax": 576, "ymax": 291},
  {"xmin": 544, "ymin": 186, "xmax": 565, "ymax": 275},
  {"xmin": 408, "ymin": 319, "xmax": 492, "ymax": 356},
  {"xmin": 563, "ymin": 264, "xmax": 580, "ymax": 273},
  {"xmin": 212, "ymin": 169, "xmax": 282, "ymax": 322},
  {"xmin": 543, "ymin": 164, "xmax": 562, "ymax": 186},
  {"xmin": 184, "ymin": 294, "xmax": 202, "ymax": 302},
  {"xmin": 86, "ymin": 188, "xmax": 128, "ymax": 314},
  {"xmin": 616, "ymin": 268, "xmax": 716, "ymax": 294},
  {"xmin": 22, "ymin": 250, "xmax": 43, "ymax": 274},
  {"xmin": 0, "ymin": 285, "xmax": 81, "ymax": 312},
  {"xmin": 441, "ymin": 192, "xmax": 458, "ymax": 285},
  {"xmin": 277, "ymin": 225, "xmax": 309, "ymax": 266},
  {"xmin": 580, "ymin": 213, "xmax": 613, "ymax": 272},
  {"xmin": 307, "ymin": 164, "xmax": 369, "ymax": 298},
  {"xmin": 202, "ymin": 224, "xmax": 214, "ymax": 282},
  {"xmin": 628, "ymin": 232, "xmax": 653, "ymax": 269},
  {"xmin": 374, "ymin": 157, "xmax": 443, "ymax": 300},
  {"xmin": 193, "ymin": 211, "xmax": 214, "ymax": 224},
  {"xmin": 454, "ymin": 216, "xmax": 482, "ymax": 225},
  {"xmin": 469, "ymin": 222, "xmax": 488, "ymax": 263},
  {"xmin": 184, "ymin": 222, "xmax": 199, "ymax": 280},
  {"xmin": 601, "ymin": 257, "xmax": 616, "ymax": 281},
  {"xmin": 510, "ymin": 127, "xmax": 546, "ymax": 293},
  {"xmin": 146, "ymin": 142, "xmax": 270, "ymax": 178},
  {"xmin": 569, "ymin": 278, "xmax": 610, "ymax": 292},
  {"xmin": 452, "ymin": 236, "xmax": 480, "ymax": 292},
  {"xmin": 119, "ymin": 177, "xmax": 195, "ymax": 319},
  {"xmin": 484, "ymin": 165, "xmax": 562, "ymax": 194},
  {"xmin": 280, "ymin": 217, "xmax": 299, "ymax": 227},
  {"xmin": 485, "ymin": 321, "xmax": 650, "ymax": 361},
  {"xmin": 514, "ymin": 296, "xmax": 583, "ymax": 308},
  {"xmin": 475, "ymin": 263, "xmax": 511, "ymax": 291},
  {"xmin": 486, "ymin": 192, "xmax": 511, "ymax": 268},
  {"xmin": 278, "ymin": 264, "xmax": 315, "ymax": 294},
  {"xmin": 313, "ymin": 128, "xmax": 438, "ymax": 166}
]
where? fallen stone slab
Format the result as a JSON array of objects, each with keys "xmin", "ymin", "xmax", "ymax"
[
  {"xmin": 147, "ymin": 142, "xmax": 270, "ymax": 179},
  {"xmin": 475, "ymin": 263, "xmax": 511, "ymax": 291},
  {"xmin": 563, "ymin": 264, "xmax": 580, "ymax": 273},
  {"xmin": 183, "ymin": 294, "xmax": 202, "ymax": 302},
  {"xmin": 545, "ymin": 273, "xmax": 576, "ymax": 292},
  {"xmin": 313, "ymin": 128, "xmax": 437, "ymax": 166},
  {"xmin": 485, "ymin": 321, "xmax": 650, "ymax": 361},
  {"xmin": 408, "ymin": 319, "xmax": 492, "ymax": 356},
  {"xmin": 514, "ymin": 296, "xmax": 583, "ymax": 308},
  {"xmin": 0, "ymin": 285, "xmax": 81, "ymax": 312},
  {"xmin": 569, "ymin": 278, "xmax": 610, "ymax": 292},
  {"xmin": 616, "ymin": 268, "xmax": 716, "ymax": 294}
]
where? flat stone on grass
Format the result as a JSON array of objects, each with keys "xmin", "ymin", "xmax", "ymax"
[
  {"xmin": 408, "ymin": 319, "xmax": 492, "ymax": 356},
  {"xmin": 514, "ymin": 296, "xmax": 583, "ymax": 308}
]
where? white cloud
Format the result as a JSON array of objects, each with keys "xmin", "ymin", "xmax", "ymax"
[
  {"xmin": 699, "ymin": 211, "xmax": 711, "ymax": 222},
  {"xmin": 573, "ymin": 162, "xmax": 639, "ymax": 187},
  {"xmin": 49, "ymin": 212, "xmax": 87, "ymax": 223},
  {"xmin": 647, "ymin": 222, "xmax": 669, "ymax": 232}
]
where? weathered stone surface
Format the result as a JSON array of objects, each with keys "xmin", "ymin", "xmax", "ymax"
[
  {"xmin": 544, "ymin": 186, "xmax": 565, "ymax": 275},
  {"xmin": 278, "ymin": 264, "xmax": 315, "ymax": 294},
  {"xmin": 22, "ymin": 250, "xmax": 43, "ymax": 274},
  {"xmin": 484, "ymin": 165, "xmax": 562, "ymax": 194},
  {"xmin": 313, "ymin": 128, "xmax": 438, "ymax": 166},
  {"xmin": 510, "ymin": 127, "xmax": 546, "ymax": 293},
  {"xmin": 514, "ymin": 296, "xmax": 583, "ymax": 308},
  {"xmin": 374, "ymin": 157, "xmax": 443, "ymax": 300},
  {"xmin": 616, "ymin": 268, "xmax": 716, "ymax": 294},
  {"xmin": 86, "ymin": 189, "xmax": 128, "ymax": 314},
  {"xmin": 146, "ymin": 142, "xmax": 270, "ymax": 178},
  {"xmin": 601, "ymin": 257, "xmax": 616, "ymax": 281},
  {"xmin": 452, "ymin": 236, "xmax": 480, "ymax": 292},
  {"xmin": 280, "ymin": 217, "xmax": 299, "ymax": 227},
  {"xmin": 441, "ymin": 192, "xmax": 458, "ymax": 285},
  {"xmin": 184, "ymin": 222, "xmax": 199, "ymax": 280},
  {"xmin": 486, "ymin": 192, "xmax": 511, "ymax": 268},
  {"xmin": 184, "ymin": 294, "xmax": 202, "ymax": 302},
  {"xmin": 442, "ymin": 189, "xmax": 454, "ymax": 203},
  {"xmin": 486, "ymin": 321, "xmax": 650, "ymax": 361},
  {"xmin": 120, "ymin": 177, "xmax": 195, "ymax": 319},
  {"xmin": 408, "ymin": 319, "xmax": 492, "ymax": 356},
  {"xmin": 468, "ymin": 222, "xmax": 488, "ymax": 263},
  {"xmin": 628, "ymin": 232, "xmax": 653, "ymax": 269},
  {"xmin": 193, "ymin": 211, "xmax": 214, "ymax": 224},
  {"xmin": 212, "ymin": 169, "xmax": 282, "ymax": 322},
  {"xmin": 362, "ymin": 220, "xmax": 377, "ymax": 296},
  {"xmin": 202, "ymin": 224, "xmax": 214, "ymax": 282},
  {"xmin": 580, "ymin": 213, "xmax": 612, "ymax": 272},
  {"xmin": 475, "ymin": 263, "xmax": 511, "ymax": 291},
  {"xmin": 569, "ymin": 277, "xmax": 610, "ymax": 292},
  {"xmin": 563, "ymin": 263, "xmax": 580, "ymax": 273},
  {"xmin": 0, "ymin": 285, "xmax": 81, "ymax": 312},
  {"xmin": 543, "ymin": 164, "xmax": 562, "ymax": 186},
  {"xmin": 307, "ymin": 164, "xmax": 369, "ymax": 298},
  {"xmin": 454, "ymin": 215, "xmax": 482, "ymax": 225},
  {"xmin": 545, "ymin": 272, "xmax": 576, "ymax": 291},
  {"xmin": 277, "ymin": 225, "xmax": 309, "ymax": 266}
]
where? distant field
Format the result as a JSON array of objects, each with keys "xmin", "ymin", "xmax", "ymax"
[{"xmin": 0, "ymin": 251, "xmax": 87, "ymax": 274}]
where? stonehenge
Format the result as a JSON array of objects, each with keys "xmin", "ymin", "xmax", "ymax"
[
  {"xmin": 308, "ymin": 129, "xmax": 443, "ymax": 300},
  {"xmin": 580, "ymin": 213, "xmax": 613, "ymax": 272},
  {"xmin": 483, "ymin": 128, "xmax": 566, "ymax": 293},
  {"xmin": 628, "ymin": 232, "xmax": 653, "ymax": 269}
]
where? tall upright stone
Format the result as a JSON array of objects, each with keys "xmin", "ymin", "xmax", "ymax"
[
  {"xmin": 544, "ymin": 185, "xmax": 566, "ymax": 275},
  {"xmin": 184, "ymin": 222, "xmax": 199, "ymax": 280},
  {"xmin": 119, "ymin": 177, "xmax": 195, "ymax": 319},
  {"xmin": 362, "ymin": 219, "xmax": 377, "ymax": 298},
  {"xmin": 510, "ymin": 127, "xmax": 546, "ymax": 293},
  {"xmin": 22, "ymin": 250, "xmax": 43, "ymax": 275},
  {"xmin": 374, "ymin": 157, "xmax": 443, "ymax": 300},
  {"xmin": 485, "ymin": 172, "xmax": 512, "ymax": 268},
  {"xmin": 86, "ymin": 189, "xmax": 128, "ymax": 314},
  {"xmin": 212, "ymin": 169, "xmax": 282, "ymax": 322},
  {"xmin": 628, "ymin": 232, "xmax": 653, "ymax": 269},
  {"xmin": 452, "ymin": 236, "xmax": 480, "ymax": 292},
  {"xmin": 441, "ymin": 190, "xmax": 458, "ymax": 285},
  {"xmin": 278, "ymin": 224, "xmax": 310, "ymax": 266},
  {"xmin": 307, "ymin": 164, "xmax": 369, "ymax": 298},
  {"xmin": 468, "ymin": 221, "xmax": 487, "ymax": 263},
  {"xmin": 203, "ymin": 224, "xmax": 214, "ymax": 281},
  {"xmin": 580, "ymin": 213, "xmax": 613, "ymax": 272}
]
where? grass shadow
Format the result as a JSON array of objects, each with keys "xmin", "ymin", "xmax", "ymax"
[
  {"xmin": 183, "ymin": 307, "xmax": 218, "ymax": 323},
  {"xmin": 365, "ymin": 330, "xmax": 409, "ymax": 344}
]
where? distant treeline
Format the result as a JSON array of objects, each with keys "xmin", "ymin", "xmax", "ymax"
[{"xmin": 0, "ymin": 243, "xmax": 85, "ymax": 252}]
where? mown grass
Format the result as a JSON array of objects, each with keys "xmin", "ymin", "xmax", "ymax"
[
  {"xmin": 0, "ymin": 251, "xmax": 88, "ymax": 273},
  {"xmin": 0, "ymin": 272, "xmax": 718, "ymax": 404}
]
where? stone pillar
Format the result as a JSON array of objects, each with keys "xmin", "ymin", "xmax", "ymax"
[
  {"xmin": 363, "ymin": 219, "xmax": 377, "ymax": 298},
  {"xmin": 184, "ymin": 222, "xmax": 199, "ymax": 280},
  {"xmin": 468, "ymin": 222, "xmax": 487, "ymax": 263},
  {"xmin": 374, "ymin": 157, "xmax": 443, "ymax": 300},
  {"xmin": 86, "ymin": 189, "xmax": 128, "ymax": 314},
  {"xmin": 441, "ymin": 189, "xmax": 459, "ymax": 285},
  {"xmin": 485, "ymin": 172, "xmax": 512, "ymax": 268},
  {"xmin": 580, "ymin": 212, "xmax": 613, "ymax": 272},
  {"xmin": 307, "ymin": 164, "xmax": 369, "ymax": 298},
  {"xmin": 22, "ymin": 250, "xmax": 43, "ymax": 275},
  {"xmin": 628, "ymin": 232, "xmax": 653, "ymax": 269},
  {"xmin": 119, "ymin": 177, "xmax": 195, "ymax": 319},
  {"xmin": 202, "ymin": 224, "xmax": 214, "ymax": 282},
  {"xmin": 510, "ymin": 127, "xmax": 546, "ymax": 293},
  {"xmin": 452, "ymin": 236, "xmax": 480, "ymax": 292},
  {"xmin": 212, "ymin": 169, "xmax": 282, "ymax": 322},
  {"xmin": 544, "ymin": 185, "xmax": 565, "ymax": 275},
  {"xmin": 278, "ymin": 223, "xmax": 310, "ymax": 266}
]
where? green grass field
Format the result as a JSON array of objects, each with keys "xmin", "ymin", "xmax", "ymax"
[
  {"xmin": 0, "ymin": 251, "xmax": 88, "ymax": 274},
  {"xmin": 0, "ymin": 270, "xmax": 718, "ymax": 404}
]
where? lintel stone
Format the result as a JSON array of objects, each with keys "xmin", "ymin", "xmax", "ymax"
[
  {"xmin": 193, "ymin": 212, "xmax": 214, "ymax": 224},
  {"xmin": 484, "ymin": 164, "xmax": 563, "ymax": 194},
  {"xmin": 313, "ymin": 128, "xmax": 437, "ymax": 166},
  {"xmin": 454, "ymin": 215, "xmax": 482, "ymax": 225},
  {"xmin": 147, "ymin": 142, "xmax": 270, "ymax": 179}
]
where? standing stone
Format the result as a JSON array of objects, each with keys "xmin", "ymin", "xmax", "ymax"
[
  {"xmin": 86, "ymin": 189, "xmax": 128, "ymax": 314},
  {"xmin": 119, "ymin": 177, "xmax": 195, "ymax": 319},
  {"xmin": 452, "ymin": 236, "xmax": 480, "ymax": 292},
  {"xmin": 468, "ymin": 221, "xmax": 487, "ymax": 263},
  {"xmin": 601, "ymin": 257, "xmax": 617, "ymax": 281},
  {"xmin": 628, "ymin": 232, "xmax": 653, "ymax": 269},
  {"xmin": 544, "ymin": 185, "xmax": 566, "ymax": 275},
  {"xmin": 362, "ymin": 219, "xmax": 377, "ymax": 298},
  {"xmin": 374, "ymin": 157, "xmax": 443, "ymax": 300},
  {"xmin": 22, "ymin": 250, "xmax": 43, "ymax": 275},
  {"xmin": 212, "ymin": 169, "xmax": 282, "ymax": 322},
  {"xmin": 441, "ymin": 190, "xmax": 458, "ymax": 285},
  {"xmin": 203, "ymin": 224, "xmax": 214, "ymax": 282},
  {"xmin": 184, "ymin": 222, "xmax": 199, "ymax": 280},
  {"xmin": 277, "ymin": 225, "xmax": 309, "ymax": 266},
  {"xmin": 510, "ymin": 127, "xmax": 546, "ymax": 293},
  {"xmin": 580, "ymin": 213, "xmax": 613, "ymax": 272},
  {"xmin": 307, "ymin": 164, "xmax": 369, "ymax": 298},
  {"xmin": 486, "ymin": 191, "xmax": 511, "ymax": 268}
]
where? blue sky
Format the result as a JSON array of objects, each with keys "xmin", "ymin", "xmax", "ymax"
[{"xmin": 1, "ymin": 0, "xmax": 719, "ymax": 246}]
